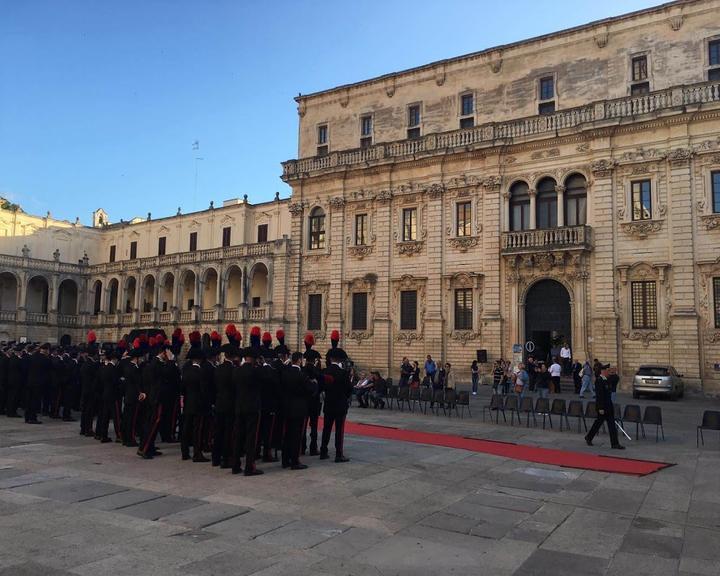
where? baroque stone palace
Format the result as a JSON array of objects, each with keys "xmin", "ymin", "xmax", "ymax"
[{"xmin": 2, "ymin": 0, "xmax": 720, "ymax": 392}]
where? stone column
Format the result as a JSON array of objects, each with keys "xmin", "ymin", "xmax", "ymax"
[
  {"xmin": 502, "ymin": 191, "xmax": 510, "ymax": 232},
  {"xmin": 482, "ymin": 176, "xmax": 504, "ymax": 360},
  {"xmin": 556, "ymin": 185, "xmax": 565, "ymax": 228},
  {"xmin": 529, "ymin": 188, "xmax": 537, "ymax": 230},
  {"xmin": 425, "ymin": 185, "xmax": 445, "ymax": 362},
  {"xmin": 16, "ymin": 271, "xmax": 27, "ymax": 323}
]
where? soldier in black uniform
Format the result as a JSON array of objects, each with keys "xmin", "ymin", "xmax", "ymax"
[
  {"xmin": 0, "ymin": 347, "xmax": 8, "ymax": 416},
  {"xmin": 95, "ymin": 351, "xmax": 122, "ymax": 443},
  {"xmin": 202, "ymin": 336, "xmax": 220, "ymax": 454},
  {"xmin": 282, "ymin": 351, "xmax": 316, "ymax": 470},
  {"xmin": 26, "ymin": 343, "xmax": 51, "ymax": 424},
  {"xmin": 258, "ymin": 331, "xmax": 279, "ymax": 463},
  {"xmin": 5, "ymin": 345, "xmax": 24, "ymax": 418},
  {"xmin": 585, "ymin": 363, "xmax": 625, "ymax": 450},
  {"xmin": 320, "ymin": 347, "xmax": 353, "ymax": 462},
  {"xmin": 302, "ymin": 332, "xmax": 322, "ymax": 456},
  {"xmin": 181, "ymin": 348, "xmax": 210, "ymax": 462},
  {"xmin": 138, "ymin": 340, "xmax": 175, "ymax": 459},
  {"xmin": 231, "ymin": 347, "xmax": 263, "ymax": 476},
  {"xmin": 212, "ymin": 344, "xmax": 239, "ymax": 468},
  {"xmin": 61, "ymin": 350, "xmax": 79, "ymax": 422},
  {"xmin": 272, "ymin": 330, "xmax": 290, "ymax": 461},
  {"xmin": 79, "ymin": 344, "xmax": 99, "ymax": 435},
  {"xmin": 121, "ymin": 343, "xmax": 144, "ymax": 447}
]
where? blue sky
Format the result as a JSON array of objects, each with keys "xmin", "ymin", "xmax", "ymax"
[{"xmin": 0, "ymin": 0, "xmax": 659, "ymax": 223}]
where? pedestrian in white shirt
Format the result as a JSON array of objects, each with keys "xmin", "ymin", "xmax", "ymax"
[
  {"xmin": 549, "ymin": 358, "xmax": 562, "ymax": 393},
  {"xmin": 560, "ymin": 343, "xmax": 572, "ymax": 375}
]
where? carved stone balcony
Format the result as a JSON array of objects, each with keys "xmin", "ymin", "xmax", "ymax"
[
  {"xmin": 501, "ymin": 226, "xmax": 592, "ymax": 255},
  {"xmin": 282, "ymin": 79, "xmax": 720, "ymax": 180}
]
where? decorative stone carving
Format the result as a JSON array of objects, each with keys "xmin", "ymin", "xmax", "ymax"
[
  {"xmin": 622, "ymin": 329, "xmax": 668, "ymax": 347},
  {"xmin": 425, "ymin": 183, "xmax": 444, "ymax": 199},
  {"xmin": 288, "ymin": 202, "xmax": 305, "ymax": 216},
  {"xmin": 395, "ymin": 331, "xmax": 422, "ymax": 345},
  {"xmin": 701, "ymin": 214, "xmax": 720, "ymax": 230},
  {"xmin": 668, "ymin": 14, "xmax": 683, "ymax": 31},
  {"xmin": 348, "ymin": 245, "xmax": 374, "ymax": 259},
  {"xmin": 392, "ymin": 275, "xmax": 426, "ymax": 345},
  {"xmin": 487, "ymin": 50, "xmax": 503, "ymax": 73},
  {"xmin": 297, "ymin": 100, "xmax": 306, "ymax": 117},
  {"xmin": 531, "ymin": 148, "xmax": 560, "ymax": 160},
  {"xmin": 384, "ymin": 76, "xmax": 396, "ymax": 98},
  {"xmin": 328, "ymin": 196, "xmax": 346, "ymax": 209},
  {"xmin": 347, "ymin": 331, "xmax": 372, "ymax": 344},
  {"xmin": 450, "ymin": 330, "xmax": 479, "ymax": 346},
  {"xmin": 590, "ymin": 159, "xmax": 616, "ymax": 177},
  {"xmin": 621, "ymin": 220, "xmax": 662, "ymax": 239},
  {"xmin": 576, "ymin": 142, "xmax": 590, "ymax": 153},
  {"xmin": 435, "ymin": 64, "xmax": 446, "ymax": 86},
  {"xmin": 397, "ymin": 241, "xmax": 424, "ymax": 256},
  {"xmin": 375, "ymin": 190, "xmax": 393, "ymax": 203},
  {"xmin": 483, "ymin": 176, "xmax": 502, "ymax": 190},
  {"xmin": 448, "ymin": 237, "xmax": 479, "ymax": 252},
  {"xmin": 594, "ymin": 27, "xmax": 609, "ymax": 48},
  {"xmin": 339, "ymin": 88, "xmax": 350, "ymax": 108},
  {"xmin": 447, "ymin": 175, "xmax": 480, "ymax": 189},
  {"xmin": 668, "ymin": 147, "xmax": 693, "ymax": 166}
]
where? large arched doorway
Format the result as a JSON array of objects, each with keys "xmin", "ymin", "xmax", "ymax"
[
  {"xmin": 0, "ymin": 273, "xmax": 18, "ymax": 311},
  {"xmin": 57, "ymin": 279, "xmax": 78, "ymax": 315},
  {"xmin": 524, "ymin": 279, "xmax": 571, "ymax": 364}
]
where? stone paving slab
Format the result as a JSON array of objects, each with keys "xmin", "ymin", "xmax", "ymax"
[
  {"xmin": 0, "ymin": 562, "xmax": 76, "ymax": 576},
  {"xmin": 79, "ymin": 488, "xmax": 164, "ymax": 511},
  {"xmin": 514, "ymin": 549, "xmax": 609, "ymax": 576},
  {"xmin": 114, "ymin": 495, "xmax": 205, "ymax": 521},
  {"xmin": 10, "ymin": 478, "xmax": 127, "ymax": 503},
  {"xmin": 159, "ymin": 502, "xmax": 250, "ymax": 529}
]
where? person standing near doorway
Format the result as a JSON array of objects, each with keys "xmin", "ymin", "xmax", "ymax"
[
  {"xmin": 560, "ymin": 343, "xmax": 572, "ymax": 376},
  {"xmin": 585, "ymin": 364, "xmax": 624, "ymax": 450}
]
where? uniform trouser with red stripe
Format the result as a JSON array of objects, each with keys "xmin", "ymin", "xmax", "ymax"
[
  {"xmin": 96, "ymin": 399, "xmax": 121, "ymax": 440},
  {"xmin": 232, "ymin": 411, "xmax": 259, "ymax": 471},
  {"xmin": 302, "ymin": 400, "xmax": 321, "ymax": 453},
  {"xmin": 212, "ymin": 414, "xmax": 234, "ymax": 465},
  {"xmin": 282, "ymin": 416, "xmax": 304, "ymax": 467},
  {"xmin": 320, "ymin": 411, "xmax": 347, "ymax": 457},
  {"xmin": 181, "ymin": 414, "xmax": 205, "ymax": 458},
  {"xmin": 122, "ymin": 402, "xmax": 140, "ymax": 445},
  {"xmin": 141, "ymin": 404, "xmax": 163, "ymax": 455}
]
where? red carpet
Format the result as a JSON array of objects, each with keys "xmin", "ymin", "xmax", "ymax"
[{"xmin": 337, "ymin": 419, "xmax": 672, "ymax": 476}]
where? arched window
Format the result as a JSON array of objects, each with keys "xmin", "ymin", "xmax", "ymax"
[
  {"xmin": 509, "ymin": 182, "xmax": 530, "ymax": 231},
  {"xmin": 536, "ymin": 177, "xmax": 557, "ymax": 229},
  {"xmin": 565, "ymin": 174, "xmax": 587, "ymax": 226},
  {"xmin": 308, "ymin": 207, "xmax": 325, "ymax": 250}
]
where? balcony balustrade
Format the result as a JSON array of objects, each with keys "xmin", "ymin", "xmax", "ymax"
[
  {"xmin": 248, "ymin": 307, "xmax": 267, "ymax": 321},
  {"xmin": 501, "ymin": 225, "xmax": 592, "ymax": 254}
]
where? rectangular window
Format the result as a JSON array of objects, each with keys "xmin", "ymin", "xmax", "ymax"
[
  {"xmin": 257, "ymin": 224, "xmax": 268, "ymax": 243},
  {"xmin": 309, "ymin": 212, "xmax": 325, "ymax": 250},
  {"xmin": 631, "ymin": 180, "xmax": 652, "ymax": 221},
  {"xmin": 538, "ymin": 101, "xmax": 555, "ymax": 115},
  {"xmin": 360, "ymin": 115, "xmax": 372, "ymax": 148},
  {"xmin": 456, "ymin": 201, "xmax": 472, "ymax": 237},
  {"xmin": 708, "ymin": 39, "xmax": 719, "ymax": 66},
  {"xmin": 632, "ymin": 55, "xmax": 648, "ymax": 81},
  {"xmin": 400, "ymin": 290, "xmax": 417, "ymax": 331},
  {"xmin": 129, "ymin": 241, "xmax": 137, "ymax": 260},
  {"xmin": 352, "ymin": 292, "xmax": 368, "ymax": 331},
  {"xmin": 714, "ymin": 277, "xmax": 720, "ymax": 329},
  {"xmin": 158, "ymin": 236, "xmax": 166, "ymax": 256},
  {"xmin": 407, "ymin": 104, "xmax": 421, "ymax": 139},
  {"xmin": 454, "ymin": 288, "xmax": 473, "ymax": 331},
  {"xmin": 539, "ymin": 77, "xmax": 554, "ymax": 101},
  {"xmin": 710, "ymin": 68, "xmax": 720, "ymax": 81},
  {"xmin": 461, "ymin": 93, "xmax": 474, "ymax": 117},
  {"xmin": 222, "ymin": 226, "xmax": 232, "ymax": 247},
  {"xmin": 317, "ymin": 124, "xmax": 328, "ymax": 156},
  {"xmin": 712, "ymin": 170, "xmax": 720, "ymax": 214},
  {"xmin": 355, "ymin": 213, "xmax": 367, "ymax": 245},
  {"xmin": 252, "ymin": 296, "xmax": 261, "ymax": 308},
  {"xmin": 460, "ymin": 117, "xmax": 474, "ymax": 129},
  {"xmin": 307, "ymin": 294, "xmax": 322, "ymax": 331},
  {"xmin": 631, "ymin": 281, "xmax": 657, "ymax": 329},
  {"xmin": 109, "ymin": 245, "xmax": 116, "ymax": 263},
  {"xmin": 189, "ymin": 231, "xmax": 197, "ymax": 252},
  {"xmin": 630, "ymin": 82, "xmax": 650, "ymax": 96},
  {"xmin": 402, "ymin": 207, "xmax": 417, "ymax": 242}
]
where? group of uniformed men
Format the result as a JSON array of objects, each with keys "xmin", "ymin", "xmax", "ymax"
[{"xmin": 0, "ymin": 326, "xmax": 353, "ymax": 475}]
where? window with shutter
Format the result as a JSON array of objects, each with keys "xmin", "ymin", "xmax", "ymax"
[
  {"xmin": 307, "ymin": 294, "xmax": 322, "ymax": 331},
  {"xmin": 352, "ymin": 292, "xmax": 368, "ymax": 331},
  {"xmin": 631, "ymin": 281, "xmax": 657, "ymax": 329},
  {"xmin": 454, "ymin": 288, "xmax": 473, "ymax": 330},
  {"xmin": 400, "ymin": 290, "xmax": 417, "ymax": 330}
]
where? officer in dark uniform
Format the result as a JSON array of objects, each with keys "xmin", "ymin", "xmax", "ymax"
[
  {"xmin": 212, "ymin": 343, "xmax": 239, "ymax": 468},
  {"xmin": 79, "ymin": 343, "xmax": 99, "ymax": 435},
  {"xmin": 138, "ymin": 339, "xmax": 175, "ymax": 459},
  {"xmin": 121, "ymin": 342, "xmax": 144, "ymax": 447},
  {"xmin": 96, "ymin": 351, "xmax": 122, "ymax": 443},
  {"xmin": 302, "ymin": 332, "xmax": 322, "ymax": 456},
  {"xmin": 320, "ymin": 347, "xmax": 353, "ymax": 462},
  {"xmin": 201, "ymin": 337, "xmax": 220, "ymax": 454},
  {"xmin": 231, "ymin": 346, "xmax": 263, "ymax": 476},
  {"xmin": 258, "ymin": 331, "xmax": 279, "ymax": 462},
  {"xmin": 282, "ymin": 351, "xmax": 316, "ymax": 470},
  {"xmin": 61, "ymin": 349, "xmax": 79, "ymax": 421},
  {"xmin": 5, "ymin": 345, "xmax": 24, "ymax": 418},
  {"xmin": 181, "ymin": 348, "xmax": 210, "ymax": 462},
  {"xmin": 585, "ymin": 363, "xmax": 625, "ymax": 450},
  {"xmin": 26, "ymin": 343, "xmax": 51, "ymax": 424},
  {"xmin": 272, "ymin": 330, "xmax": 290, "ymax": 461}
]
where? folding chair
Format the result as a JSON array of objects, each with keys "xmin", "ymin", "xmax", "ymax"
[
  {"xmin": 622, "ymin": 404, "xmax": 645, "ymax": 440},
  {"xmin": 482, "ymin": 394, "xmax": 505, "ymax": 424},
  {"xmin": 457, "ymin": 391, "xmax": 471, "ymax": 418},
  {"xmin": 445, "ymin": 389, "xmax": 459, "ymax": 418},
  {"xmin": 504, "ymin": 394, "xmax": 521, "ymax": 426},
  {"xmin": 697, "ymin": 410, "xmax": 720, "ymax": 447},
  {"xmin": 535, "ymin": 397, "xmax": 551, "ymax": 429},
  {"xmin": 431, "ymin": 389, "xmax": 446, "ymax": 416},
  {"xmin": 566, "ymin": 400, "xmax": 587, "ymax": 433},
  {"xmin": 519, "ymin": 396, "xmax": 536, "ymax": 427},
  {"xmin": 642, "ymin": 406, "xmax": 664, "ymax": 442},
  {"xmin": 387, "ymin": 385, "xmax": 399, "ymax": 410},
  {"xmin": 397, "ymin": 386, "xmax": 411, "ymax": 412},
  {"xmin": 409, "ymin": 387, "xmax": 422, "ymax": 413},
  {"xmin": 549, "ymin": 399, "xmax": 570, "ymax": 431},
  {"xmin": 584, "ymin": 402, "xmax": 605, "ymax": 434},
  {"xmin": 419, "ymin": 387, "xmax": 432, "ymax": 415}
]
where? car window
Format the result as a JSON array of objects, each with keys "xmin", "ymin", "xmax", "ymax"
[{"xmin": 637, "ymin": 366, "xmax": 669, "ymax": 376}]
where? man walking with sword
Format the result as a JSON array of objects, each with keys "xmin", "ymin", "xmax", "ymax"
[{"xmin": 585, "ymin": 363, "xmax": 626, "ymax": 450}]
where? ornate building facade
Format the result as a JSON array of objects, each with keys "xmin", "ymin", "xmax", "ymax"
[
  {"xmin": 280, "ymin": 0, "xmax": 720, "ymax": 393},
  {"xmin": 2, "ymin": 1, "xmax": 720, "ymax": 392}
]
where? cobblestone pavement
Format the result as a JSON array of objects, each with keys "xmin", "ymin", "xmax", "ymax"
[{"xmin": 0, "ymin": 387, "xmax": 718, "ymax": 576}]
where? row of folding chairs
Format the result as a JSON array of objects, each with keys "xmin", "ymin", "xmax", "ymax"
[
  {"xmin": 384, "ymin": 385, "xmax": 472, "ymax": 418},
  {"xmin": 481, "ymin": 394, "xmax": 665, "ymax": 441}
]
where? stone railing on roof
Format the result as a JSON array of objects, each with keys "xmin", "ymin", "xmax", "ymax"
[{"xmin": 282, "ymin": 79, "xmax": 720, "ymax": 180}]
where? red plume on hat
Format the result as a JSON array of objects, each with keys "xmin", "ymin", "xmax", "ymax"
[
  {"xmin": 149, "ymin": 335, "xmax": 157, "ymax": 348},
  {"xmin": 132, "ymin": 337, "xmax": 141, "ymax": 350},
  {"xmin": 87, "ymin": 330, "xmax": 97, "ymax": 344},
  {"xmin": 250, "ymin": 326, "xmax": 261, "ymax": 337},
  {"xmin": 330, "ymin": 330, "xmax": 340, "ymax": 349},
  {"xmin": 262, "ymin": 331, "xmax": 272, "ymax": 343},
  {"xmin": 250, "ymin": 326, "xmax": 261, "ymax": 347},
  {"xmin": 276, "ymin": 329, "xmax": 285, "ymax": 344},
  {"xmin": 304, "ymin": 332, "xmax": 315, "ymax": 347},
  {"xmin": 210, "ymin": 330, "xmax": 221, "ymax": 342},
  {"xmin": 225, "ymin": 324, "xmax": 240, "ymax": 346},
  {"xmin": 189, "ymin": 330, "xmax": 202, "ymax": 348}
]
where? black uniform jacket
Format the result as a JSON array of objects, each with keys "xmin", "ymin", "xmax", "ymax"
[
  {"xmin": 27, "ymin": 352, "xmax": 52, "ymax": 390},
  {"xmin": 214, "ymin": 360, "xmax": 235, "ymax": 415},
  {"xmin": 594, "ymin": 376, "xmax": 614, "ymax": 413},
  {"xmin": 97, "ymin": 362, "xmax": 121, "ymax": 403},
  {"xmin": 282, "ymin": 365, "xmax": 316, "ymax": 420},
  {"xmin": 122, "ymin": 361, "xmax": 143, "ymax": 405},
  {"xmin": 182, "ymin": 362, "xmax": 208, "ymax": 416},
  {"xmin": 321, "ymin": 363, "xmax": 352, "ymax": 415},
  {"xmin": 234, "ymin": 361, "xmax": 262, "ymax": 415},
  {"xmin": 142, "ymin": 357, "xmax": 174, "ymax": 406},
  {"xmin": 80, "ymin": 358, "xmax": 99, "ymax": 398}
]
